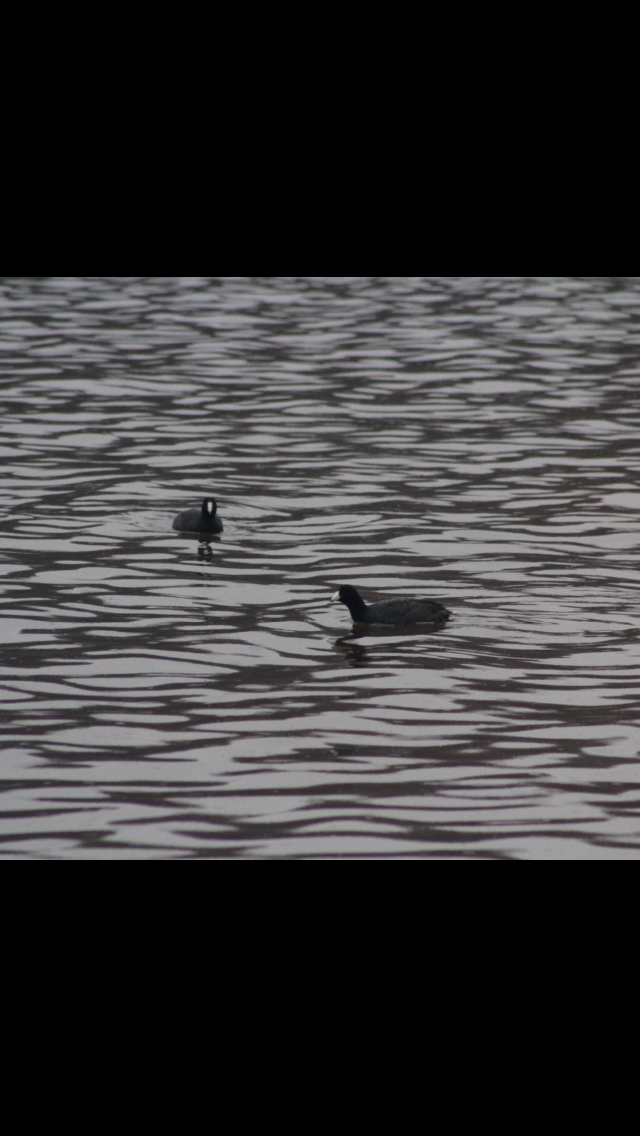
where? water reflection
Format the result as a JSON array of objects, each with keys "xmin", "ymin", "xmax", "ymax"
[
  {"xmin": 333, "ymin": 636, "xmax": 370, "ymax": 666},
  {"xmin": 345, "ymin": 624, "xmax": 451, "ymax": 639},
  {"xmin": 1, "ymin": 276, "xmax": 640, "ymax": 857}
]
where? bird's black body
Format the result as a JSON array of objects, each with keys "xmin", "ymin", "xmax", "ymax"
[
  {"xmin": 333, "ymin": 584, "xmax": 450, "ymax": 626},
  {"xmin": 172, "ymin": 498, "xmax": 223, "ymax": 534}
]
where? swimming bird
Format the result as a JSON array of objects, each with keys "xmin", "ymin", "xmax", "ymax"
[
  {"xmin": 332, "ymin": 584, "xmax": 450, "ymax": 626},
  {"xmin": 172, "ymin": 498, "xmax": 223, "ymax": 534}
]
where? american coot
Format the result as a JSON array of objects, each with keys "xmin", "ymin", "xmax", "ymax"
[
  {"xmin": 172, "ymin": 498, "xmax": 223, "ymax": 534},
  {"xmin": 332, "ymin": 585, "xmax": 450, "ymax": 626}
]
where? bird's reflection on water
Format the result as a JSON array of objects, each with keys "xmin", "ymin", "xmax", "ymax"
[
  {"xmin": 196, "ymin": 537, "xmax": 221, "ymax": 558},
  {"xmin": 334, "ymin": 635, "xmax": 370, "ymax": 666},
  {"xmin": 334, "ymin": 622, "xmax": 448, "ymax": 666}
]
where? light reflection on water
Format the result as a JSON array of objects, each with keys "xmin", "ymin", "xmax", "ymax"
[{"xmin": 1, "ymin": 277, "xmax": 640, "ymax": 857}]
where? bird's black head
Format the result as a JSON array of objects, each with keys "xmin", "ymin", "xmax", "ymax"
[
  {"xmin": 332, "ymin": 585, "xmax": 367, "ymax": 619},
  {"xmin": 201, "ymin": 498, "xmax": 217, "ymax": 516},
  {"xmin": 334, "ymin": 585, "xmax": 358, "ymax": 605}
]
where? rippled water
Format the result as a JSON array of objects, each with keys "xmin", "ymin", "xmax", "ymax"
[{"xmin": 2, "ymin": 276, "xmax": 640, "ymax": 858}]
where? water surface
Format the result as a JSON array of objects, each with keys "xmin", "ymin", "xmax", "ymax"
[{"xmin": 1, "ymin": 276, "xmax": 640, "ymax": 857}]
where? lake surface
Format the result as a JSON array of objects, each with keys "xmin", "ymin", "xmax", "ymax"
[{"xmin": 1, "ymin": 276, "xmax": 640, "ymax": 858}]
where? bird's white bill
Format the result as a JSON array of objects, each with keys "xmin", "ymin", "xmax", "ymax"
[
  {"xmin": 207, "ymin": 501, "xmax": 213, "ymax": 513},
  {"xmin": 331, "ymin": 591, "xmax": 340, "ymax": 600}
]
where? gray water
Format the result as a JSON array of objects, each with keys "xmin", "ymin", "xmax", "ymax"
[{"xmin": 1, "ymin": 276, "xmax": 640, "ymax": 858}]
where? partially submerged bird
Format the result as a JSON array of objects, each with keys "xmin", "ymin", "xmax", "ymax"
[
  {"xmin": 172, "ymin": 498, "xmax": 223, "ymax": 534},
  {"xmin": 332, "ymin": 584, "xmax": 450, "ymax": 626}
]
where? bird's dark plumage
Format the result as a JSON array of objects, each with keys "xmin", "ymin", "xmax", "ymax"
[
  {"xmin": 332, "ymin": 584, "xmax": 450, "ymax": 626},
  {"xmin": 172, "ymin": 498, "xmax": 223, "ymax": 534}
]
